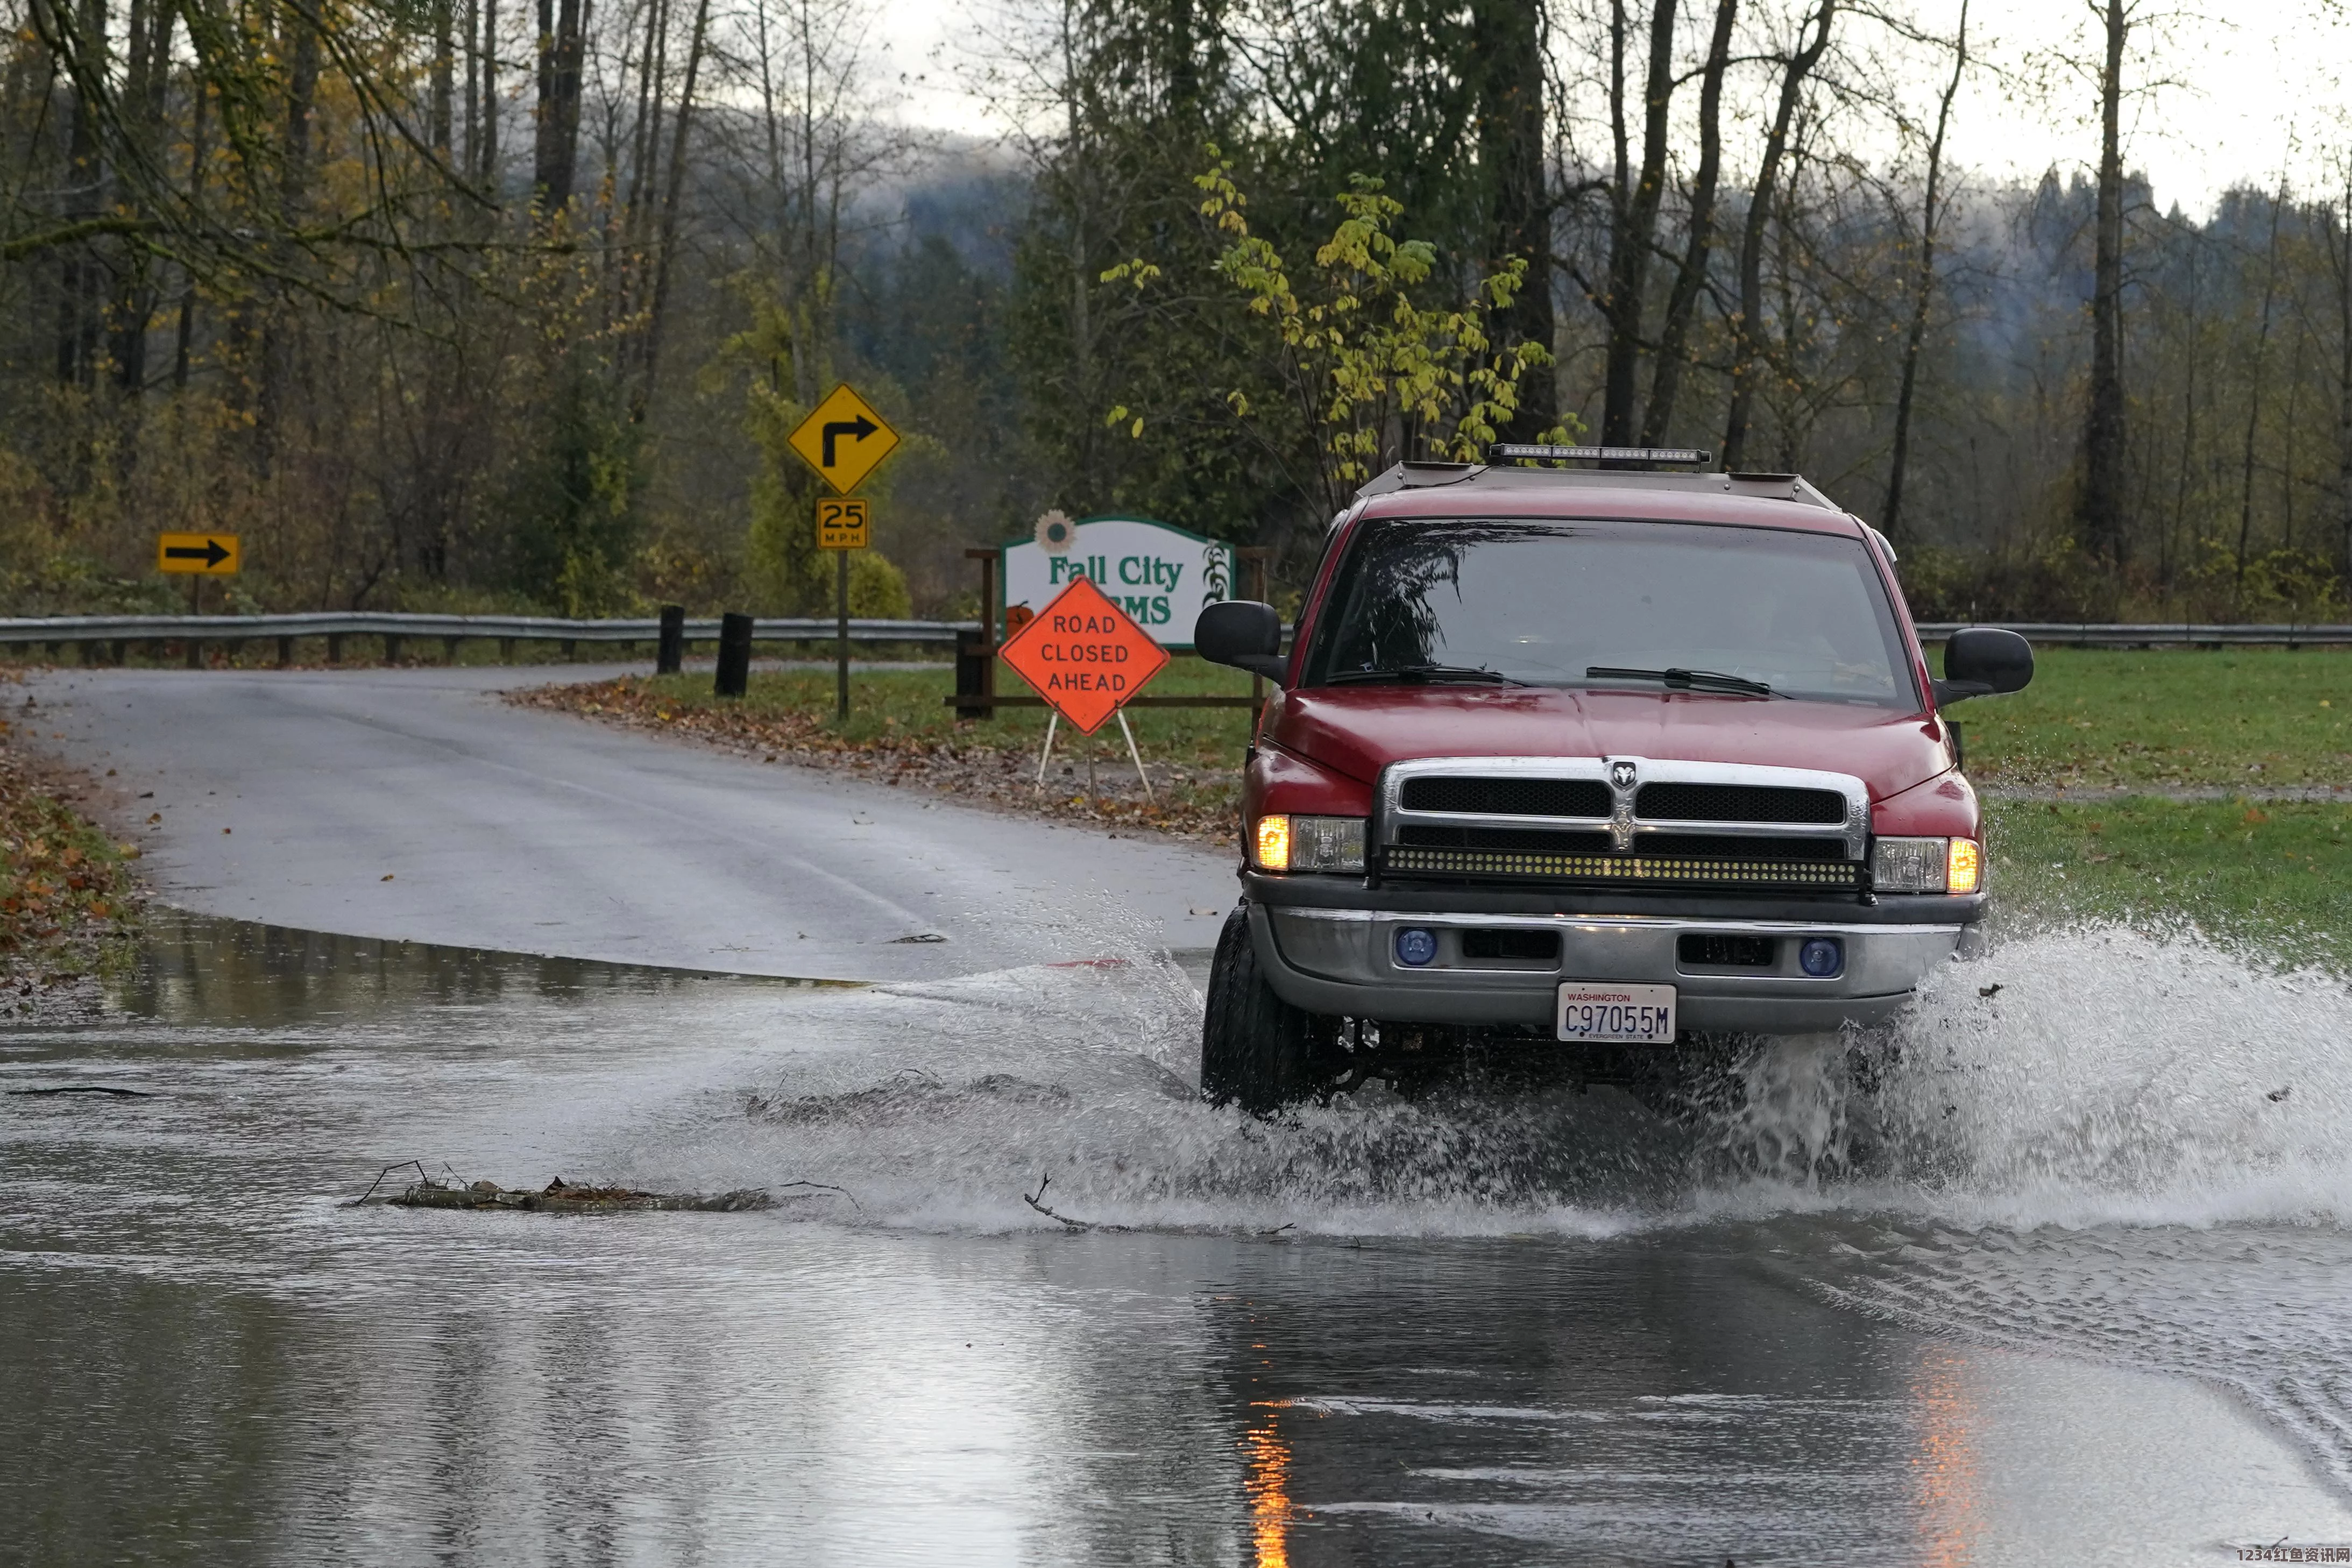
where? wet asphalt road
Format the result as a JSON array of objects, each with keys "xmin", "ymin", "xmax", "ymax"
[{"xmin": 19, "ymin": 664, "xmax": 1237, "ymax": 979}]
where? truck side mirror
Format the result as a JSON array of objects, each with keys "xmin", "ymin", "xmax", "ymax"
[
  {"xmin": 1196, "ymin": 600, "xmax": 1287, "ymax": 683},
  {"xmin": 1934, "ymin": 627, "xmax": 2033, "ymax": 707}
]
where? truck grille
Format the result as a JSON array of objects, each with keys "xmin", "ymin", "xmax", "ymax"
[
  {"xmin": 1398, "ymin": 776, "xmax": 1613, "ymax": 817},
  {"xmin": 1634, "ymin": 782, "xmax": 1846, "ymax": 824},
  {"xmin": 1384, "ymin": 845, "xmax": 1862, "ymax": 890},
  {"xmin": 1378, "ymin": 757, "xmax": 1872, "ymax": 892}
]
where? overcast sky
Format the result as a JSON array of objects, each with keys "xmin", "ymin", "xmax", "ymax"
[{"xmin": 862, "ymin": 0, "xmax": 2350, "ymax": 219}]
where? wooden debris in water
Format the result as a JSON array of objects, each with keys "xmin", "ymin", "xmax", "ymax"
[{"xmin": 363, "ymin": 1172, "xmax": 774, "ymax": 1214}]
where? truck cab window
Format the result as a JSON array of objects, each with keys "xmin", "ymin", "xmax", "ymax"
[{"xmin": 1302, "ymin": 518, "xmax": 1917, "ymax": 709}]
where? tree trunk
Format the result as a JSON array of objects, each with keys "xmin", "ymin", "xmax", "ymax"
[
  {"xmin": 2236, "ymin": 181, "xmax": 2285, "ymax": 594},
  {"xmin": 2077, "ymin": 0, "xmax": 2129, "ymax": 565},
  {"xmin": 1597, "ymin": 0, "xmax": 1675, "ymax": 445},
  {"xmin": 173, "ymin": 73, "xmax": 208, "ymax": 391},
  {"xmin": 1882, "ymin": 0, "xmax": 1966, "ymax": 538},
  {"xmin": 480, "ymin": 0, "xmax": 499, "ymax": 189},
  {"xmin": 463, "ymin": 0, "xmax": 478, "ymax": 173},
  {"xmin": 431, "ymin": 0, "xmax": 455, "ymax": 155},
  {"xmin": 258, "ymin": 0, "xmax": 321, "ymax": 458},
  {"xmin": 110, "ymin": 0, "xmax": 176, "ymax": 395},
  {"xmin": 53, "ymin": 0, "xmax": 107, "ymax": 387},
  {"xmin": 1720, "ymin": 0, "xmax": 1833, "ymax": 470},
  {"xmin": 635, "ymin": 0, "xmax": 711, "ymax": 416},
  {"xmin": 2336, "ymin": 171, "xmax": 2352, "ymax": 590},
  {"xmin": 2165, "ymin": 232, "xmax": 2198, "ymax": 592},
  {"xmin": 1640, "ymin": 0, "xmax": 1736, "ymax": 448},
  {"xmin": 534, "ymin": 0, "xmax": 586, "ymax": 210},
  {"xmin": 1470, "ymin": 0, "xmax": 1557, "ymax": 438}
]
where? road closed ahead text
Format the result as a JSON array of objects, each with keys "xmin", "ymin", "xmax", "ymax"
[{"xmin": 1039, "ymin": 612, "xmax": 1140, "ymax": 694}]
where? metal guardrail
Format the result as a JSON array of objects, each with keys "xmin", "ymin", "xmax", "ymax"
[
  {"xmin": 1915, "ymin": 622, "xmax": 2352, "ymax": 646},
  {"xmin": 10, "ymin": 612, "xmax": 2350, "ymax": 657},
  {"xmin": 0, "ymin": 611, "xmax": 972, "ymax": 655}
]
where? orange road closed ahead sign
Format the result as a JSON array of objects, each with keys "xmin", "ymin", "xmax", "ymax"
[{"xmin": 997, "ymin": 576, "xmax": 1170, "ymax": 734}]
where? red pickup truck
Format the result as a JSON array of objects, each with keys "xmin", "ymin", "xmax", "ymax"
[{"xmin": 1192, "ymin": 449, "xmax": 2033, "ymax": 1112}]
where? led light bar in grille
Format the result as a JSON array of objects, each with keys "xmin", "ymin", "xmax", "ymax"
[{"xmin": 1385, "ymin": 846, "xmax": 1861, "ymax": 888}]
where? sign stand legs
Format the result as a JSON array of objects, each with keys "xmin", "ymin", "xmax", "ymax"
[
  {"xmin": 1116, "ymin": 710, "xmax": 1152, "ymax": 799},
  {"xmin": 1033, "ymin": 712, "xmax": 1059, "ymax": 790},
  {"xmin": 835, "ymin": 548, "xmax": 850, "ymax": 720}
]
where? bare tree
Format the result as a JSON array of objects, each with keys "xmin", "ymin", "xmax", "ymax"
[
  {"xmin": 1881, "ymin": 0, "xmax": 1966, "ymax": 539},
  {"xmin": 1720, "ymin": 0, "xmax": 1833, "ymax": 471},
  {"xmin": 1638, "ymin": 0, "xmax": 1736, "ymax": 448},
  {"xmin": 2077, "ymin": 0, "xmax": 2129, "ymax": 564},
  {"xmin": 1591, "ymin": 0, "xmax": 1675, "ymax": 445},
  {"xmin": 2333, "ymin": 164, "xmax": 2352, "ymax": 586},
  {"xmin": 535, "ymin": 0, "xmax": 589, "ymax": 208},
  {"xmin": 2236, "ymin": 175, "xmax": 2286, "ymax": 593},
  {"xmin": 1472, "ymin": 0, "xmax": 1557, "ymax": 436}
]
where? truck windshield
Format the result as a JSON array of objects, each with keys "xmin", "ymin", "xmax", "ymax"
[{"xmin": 1302, "ymin": 517, "xmax": 1917, "ymax": 709}]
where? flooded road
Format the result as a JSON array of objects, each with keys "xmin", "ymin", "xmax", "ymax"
[{"xmin": 8, "ymin": 913, "xmax": 2352, "ymax": 1564}]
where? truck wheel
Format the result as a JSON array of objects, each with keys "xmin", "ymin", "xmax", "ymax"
[{"xmin": 1200, "ymin": 905, "xmax": 1337, "ymax": 1113}]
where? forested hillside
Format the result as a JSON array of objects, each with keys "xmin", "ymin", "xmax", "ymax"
[{"xmin": 3, "ymin": 0, "xmax": 2347, "ymax": 623}]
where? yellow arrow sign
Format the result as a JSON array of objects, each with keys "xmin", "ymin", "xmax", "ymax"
[
  {"xmin": 157, "ymin": 533, "xmax": 240, "ymax": 574},
  {"xmin": 787, "ymin": 384, "xmax": 899, "ymax": 494}
]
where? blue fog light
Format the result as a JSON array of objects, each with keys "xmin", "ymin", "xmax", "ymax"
[
  {"xmin": 1395, "ymin": 927, "xmax": 1439, "ymax": 967},
  {"xmin": 1800, "ymin": 937, "xmax": 1844, "ymax": 977}
]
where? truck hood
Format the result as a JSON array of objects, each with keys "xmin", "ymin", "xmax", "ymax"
[{"xmin": 1267, "ymin": 685, "xmax": 1947, "ymax": 803}]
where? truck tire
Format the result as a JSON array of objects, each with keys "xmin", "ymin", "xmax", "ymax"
[{"xmin": 1200, "ymin": 905, "xmax": 1337, "ymax": 1113}]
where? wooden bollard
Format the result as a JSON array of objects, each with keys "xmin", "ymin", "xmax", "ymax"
[
  {"xmin": 714, "ymin": 612, "xmax": 752, "ymax": 697},
  {"xmin": 657, "ymin": 605, "xmax": 685, "ymax": 675}
]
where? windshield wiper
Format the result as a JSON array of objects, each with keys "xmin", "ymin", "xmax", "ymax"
[
  {"xmin": 1326, "ymin": 664, "xmax": 1526, "ymax": 686},
  {"xmin": 1584, "ymin": 665, "xmax": 1775, "ymax": 697}
]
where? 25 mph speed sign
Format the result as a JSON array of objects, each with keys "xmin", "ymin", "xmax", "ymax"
[{"xmin": 995, "ymin": 576, "xmax": 1170, "ymax": 734}]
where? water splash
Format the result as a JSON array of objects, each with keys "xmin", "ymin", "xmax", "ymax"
[
  {"xmin": 1858, "ymin": 923, "xmax": 2352, "ymax": 1231},
  {"xmin": 628, "ymin": 918, "xmax": 2352, "ymax": 1242}
]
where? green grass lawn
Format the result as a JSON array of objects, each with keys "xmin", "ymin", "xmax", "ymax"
[
  {"xmin": 1987, "ymin": 796, "xmax": 2352, "ymax": 966},
  {"xmin": 1958, "ymin": 645, "xmax": 2352, "ymax": 789},
  {"xmin": 1945, "ymin": 648, "xmax": 2352, "ymax": 960}
]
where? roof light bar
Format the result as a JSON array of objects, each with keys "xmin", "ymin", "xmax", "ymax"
[{"xmin": 1491, "ymin": 444, "xmax": 1713, "ymax": 467}]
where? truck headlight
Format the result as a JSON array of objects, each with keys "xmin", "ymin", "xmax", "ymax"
[
  {"xmin": 1252, "ymin": 814, "xmax": 1366, "ymax": 872},
  {"xmin": 1871, "ymin": 836, "xmax": 1982, "ymax": 893},
  {"xmin": 1946, "ymin": 837, "xmax": 1982, "ymax": 894}
]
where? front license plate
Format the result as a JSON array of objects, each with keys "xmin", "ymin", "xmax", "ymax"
[{"xmin": 1556, "ymin": 983, "xmax": 1677, "ymax": 1044}]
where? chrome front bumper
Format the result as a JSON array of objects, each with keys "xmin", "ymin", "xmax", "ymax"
[{"xmin": 1250, "ymin": 904, "xmax": 1970, "ymax": 1034}]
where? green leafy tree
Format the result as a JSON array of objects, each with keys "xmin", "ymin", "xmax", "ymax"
[
  {"xmin": 503, "ymin": 366, "xmax": 643, "ymax": 615},
  {"xmin": 1107, "ymin": 159, "xmax": 1576, "ymax": 522}
]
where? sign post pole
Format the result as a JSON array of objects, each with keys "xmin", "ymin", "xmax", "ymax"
[
  {"xmin": 787, "ymin": 387, "xmax": 897, "ymax": 726},
  {"xmin": 1115, "ymin": 710, "xmax": 1152, "ymax": 799}
]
